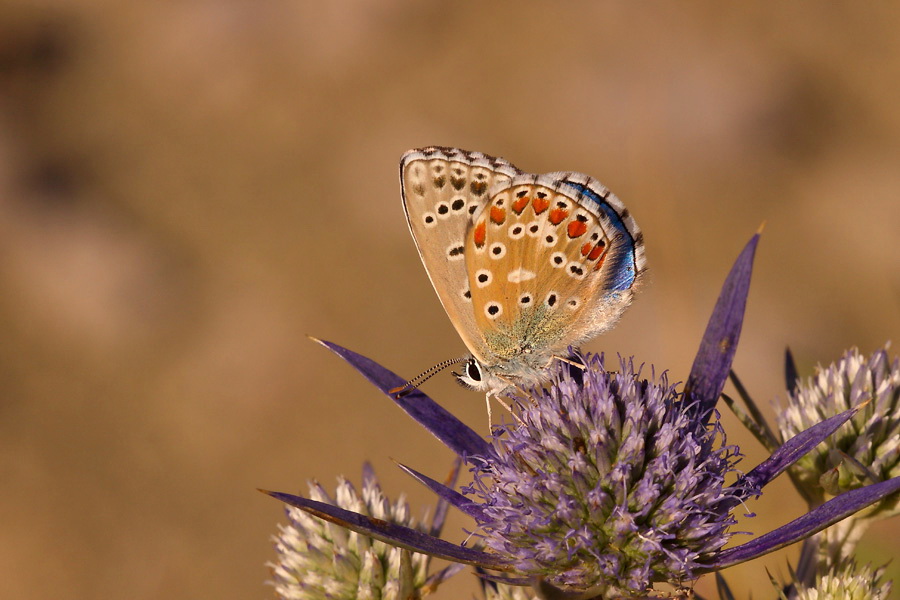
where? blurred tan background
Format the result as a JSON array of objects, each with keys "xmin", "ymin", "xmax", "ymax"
[{"xmin": 1, "ymin": 2, "xmax": 898, "ymax": 599}]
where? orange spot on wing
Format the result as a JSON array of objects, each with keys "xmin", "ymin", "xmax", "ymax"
[
  {"xmin": 532, "ymin": 197, "xmax": 550, "ymax": 214},
  {"xmin": 581, "ymin": 243, "xmax": 592, "ymax": 257},
  {"xmin": 474, "ymin": 221, "xmax": 486, "ymax": 247},
  {"xmin": 490, "ymin": 206, "xmax": 506, "ymax": 225},
  {"xmin": 512, "ymin": 196, "xmax": 530, "ymax": 214},
  {"xmin": 588, "ymin": 243, "xmax": 606, "ymax": 261},
  {"xmin": 593, "ymin": 253, "xmax": 607, "ymax": 271},
  {"xmin": 549, "ymin": 208, "xmax": 569, "ymax": 225},
  {"xmin": 567, "ymin": 220, "xmax": 588, "ymax": 238}
]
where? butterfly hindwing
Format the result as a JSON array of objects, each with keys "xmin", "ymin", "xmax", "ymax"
[
  {"xmin": 554, "ymin": 171, "xmax": 647, "ymax": 292},
  {"xmin": 400, "ymin": 147, "xmax": 521, "ymax": 363},
  {"xmin": 466, "ymin": 172, "xmax": 645, "ymax": 362}
]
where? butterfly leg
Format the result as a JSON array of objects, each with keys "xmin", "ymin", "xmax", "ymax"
[
  {"xmin": 487, "ymin": 393, "xmax": 526, "ymax": 428},
  {"xmin": 553, "ymin": 355, "xmax": 586, "ymax": 370},
  {"xmin": 496, "ymin": 374, "xmax": 538, "ymax": 408}
]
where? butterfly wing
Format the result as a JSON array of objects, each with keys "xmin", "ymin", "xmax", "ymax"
[
  {"xmin": 466, "ymin": 172, "xmax": 645, "ymax": 363},
  {"xmin": 400, "ymin": 147, "xmax": 522, "ymax": 362}
]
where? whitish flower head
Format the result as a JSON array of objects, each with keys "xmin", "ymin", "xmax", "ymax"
[
  {"xmin": 467, "ymin": 355, "xmax": 743, "ymax": 596},
  {"xmin": 271, "ymin": 469, "xmax": 429, "ymax": 600},
  {"xmin": 791, "ymin": 558, "xmax": 892, "ymax": 600},
  {"xmin": 777, "ymin": 347, "xmax": 900, "ymax": 515},
  {"xmin": 483, "ymin": 582, "xmax": 540, "ymax": 600}
]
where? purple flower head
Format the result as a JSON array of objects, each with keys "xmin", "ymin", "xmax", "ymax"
[{"xmin": 467, "ymin": 354, "xmax": 741, "ymax": 594}]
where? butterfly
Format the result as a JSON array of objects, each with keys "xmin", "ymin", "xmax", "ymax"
[{"xmin": 396, "ymin": 146, "xmax": 646, "ymax": 398}]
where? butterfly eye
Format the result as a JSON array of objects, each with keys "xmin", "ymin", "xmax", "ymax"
[{"xmin": 465, "ymin": 359, "xmax": 482, "ymax": 382}]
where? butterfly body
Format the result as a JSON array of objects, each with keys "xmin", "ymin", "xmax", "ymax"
[{"xmin": 400, "ymin": 147, "xmax": 645, "ymax": 395}]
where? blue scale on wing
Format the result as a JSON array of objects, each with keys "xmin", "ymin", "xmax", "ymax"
[{"xmin": 560, "ymin": 182, "xmax": 637, "ymax": 291}]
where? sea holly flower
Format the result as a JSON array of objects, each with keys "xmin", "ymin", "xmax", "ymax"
[
  {"xmin": 768, "ymin": 346, "xmax": 900, "ymax": 570},
  {"xmin": 263, "ymin": 234, "xmax": 900, "ymax": 598},
  {"xmin": 777, "ymin": 346, "xmax": 900, "ymax": 517},
  {"xmin": 779, "ymin": 557, "xmax": 892, "ymax": 600},
  {"xmin": 269, "ymin": 463, "xmax": 461, "ymax": 600},
  {"xmin": 482, "ymin": 579, "xmax": 540, "ymax": 600},
  {"xmin": 464, "ymin": 355, "xmax": 741, "ymax": 595}
]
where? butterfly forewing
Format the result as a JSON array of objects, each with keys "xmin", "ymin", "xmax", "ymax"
[
  {"xmin": 400, "ymin": 147, "xmax": 521, "ymax": 362},
  {"xmin": 466, "ymin": 173, "xmax": 644, "ymax": 362}
]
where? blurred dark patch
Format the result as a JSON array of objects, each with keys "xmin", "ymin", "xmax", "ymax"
[
  {"xmin": 0, "ymin": 20, "xmax": 74, "ymax": 77},
  {"xmin": 19, "ymin": 156, "xmax": 83, "ymax": 207},
  {"xmin": 0, "ymin": 18, "xmax": 72, "ymax": 78},
  {"xmin": 751, "ymin": 65, "xmax": 862, "ymax": 164},
  {"xmin": 0, "ymin": 17, "xmax": 83, "ymax": 212}
]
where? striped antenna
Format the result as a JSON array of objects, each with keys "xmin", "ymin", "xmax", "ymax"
[{"xmin": 389, "ymin": 357, "xmax": 468, "ymax": 398}]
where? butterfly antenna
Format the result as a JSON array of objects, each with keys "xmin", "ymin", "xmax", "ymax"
[{"xmin": 389, "ymin": 357, "xmax": 468, "ymax": 397}]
